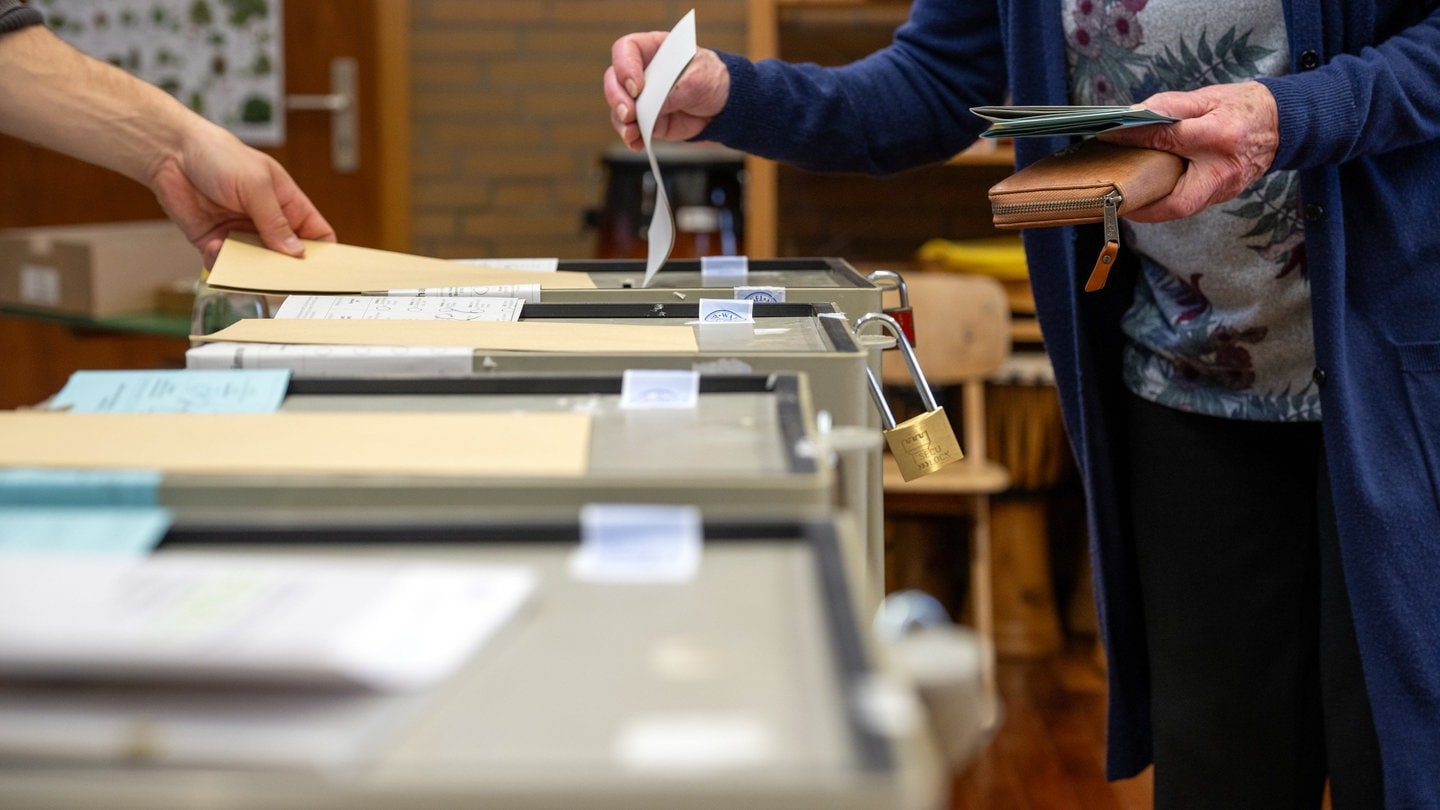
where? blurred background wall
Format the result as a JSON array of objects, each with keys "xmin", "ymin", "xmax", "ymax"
[{"xmin": 407, "ymin": 1, "xmax": 747, "ymax": 260}]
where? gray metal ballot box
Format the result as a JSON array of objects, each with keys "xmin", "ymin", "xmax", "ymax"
[
  {"xmin": 0, "ymin": 516, "xmax": 943, "ymax": 810},
  {"xmin": 191, "ymin": 301, "xmax": 884, "ymax": 574},
  {"xmin": 197, "ymin": 301, "xmax": 874, "ymax": 434},
  {"xmin": 153, "ymin": 373, "xmax": 837, "ymax": 518}
]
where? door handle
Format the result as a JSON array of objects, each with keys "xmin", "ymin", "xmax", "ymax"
[{"xmin": 286, "ymin": 57, "xmax": 358, "ymax": 173}]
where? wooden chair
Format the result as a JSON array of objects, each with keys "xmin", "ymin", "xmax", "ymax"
[{"xmin": 874, "ymin": 271, "xmax": 1012, "ymax": 728}]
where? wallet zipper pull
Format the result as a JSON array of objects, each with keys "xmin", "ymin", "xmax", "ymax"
[{"xmin": 1084, "ymin": 191, "xmax": 1122, "ymax": 292}]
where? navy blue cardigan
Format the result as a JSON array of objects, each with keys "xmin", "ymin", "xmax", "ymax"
[
  {"xmin": 0, "ymin": 0, "xmax": 42, "ymax": 34},
  {"xmin": 704, "ymin": 1, "xmax": 1440, "ymax": 805}
]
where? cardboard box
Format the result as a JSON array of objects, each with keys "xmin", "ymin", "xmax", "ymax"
[{"xmin": 0, "ymin": 221, "xmax": 202, "ymax": 317}]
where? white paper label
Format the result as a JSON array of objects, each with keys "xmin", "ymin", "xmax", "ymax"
[
  {"xmin": 571, "ymin": 503, "xmax": 703, "ymax": 583},
  {"xmin": 698, "ymin": 298, "xmax": 753, "ymax": 323},
  {"xmin": 19, "ymin": 265, "xmax": 61, "ymax": 306},
  {"xmin": 620, "ymin": 368, "xmax": 700, "ymax": 410},
  {"xmin": 734, "ymin": 285, "xmax": 784, "ymax": 303},
  {"xmin": 700, "ymin": 255, "xmax": 748, "ymax": 286}
]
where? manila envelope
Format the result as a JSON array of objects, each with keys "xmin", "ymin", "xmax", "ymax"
[
  {"xmin": 195, "ymin": 318, "xmax": 700, "ymax": 353},
  {"xmin": 0, "ymin": 411, "xmax": 591, "ymax": 478},
  {"xmin": 205, "ymin": 235, "xmax": 596, "ymax": 294}
]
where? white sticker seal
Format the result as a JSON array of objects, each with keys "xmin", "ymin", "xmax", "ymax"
[
  {"xmin": 698, "ymin": 298, "xmax": 753, "ymax": 324},
  {"xmin": 734, "ymin": 285, "xmax": 784, "ymax": 303},
  {"xmin": 620, "ymin": 368, "xmax": 700, "ymax": 410},
  {"xmin": 615, "ymin": 713, "xmax": 774, "ymax": 772},
  {"xmin": 571, "ymin": 503, "xmax": 703, "ymax": 583},
  {"xmin": 700, "ymin": 254, "xmax": 749, "ymax": 286}
]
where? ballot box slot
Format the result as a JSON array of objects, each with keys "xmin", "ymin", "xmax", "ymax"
[
  {"xmin": 279, "ymin": 373, "xmax": 818, "ymax": 476},
  {"xmin": 518, "ymin": 302, "xmax": 824, "ymax": 320},
  {"xmin": 283, "ymin": 373, "xmax": 781, "ymax": 397}
]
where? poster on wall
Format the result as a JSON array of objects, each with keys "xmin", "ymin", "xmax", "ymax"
[{"xmin": 33, "ymin": 0, "xmax": 285, "ymax": 146}]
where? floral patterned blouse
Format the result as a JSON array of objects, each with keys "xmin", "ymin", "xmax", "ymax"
[{"xmin": 1065, "ymin": 0, "xmax": 1320, "ymax": 421}]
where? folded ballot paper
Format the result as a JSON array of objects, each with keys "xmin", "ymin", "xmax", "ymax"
[{"xmin": 972, "ymin": 105, "xmax": 1178, "ymax": 139}]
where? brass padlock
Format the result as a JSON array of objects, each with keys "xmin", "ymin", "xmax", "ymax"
[
  {"xmin": 856, "ymin": 312, "xmax": 964, "ymax": 481},
  {"xmin": 866, "ymin": 269, "xmax": 916, "ymax": 348}
]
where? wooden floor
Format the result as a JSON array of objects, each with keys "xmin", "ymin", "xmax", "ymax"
[{"xmin": 947, "ymin": 639, "xmax": 1154, "ymax": 810}]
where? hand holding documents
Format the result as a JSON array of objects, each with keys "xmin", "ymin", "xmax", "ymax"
[{"xmin": 972, "ymin": 105, "xmax": 1178, "ymax": 139}]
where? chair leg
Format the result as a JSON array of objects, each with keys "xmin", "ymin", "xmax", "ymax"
[{"xmin": 969, "ymin": 493, "xmax": 1000, "ymax": 731}]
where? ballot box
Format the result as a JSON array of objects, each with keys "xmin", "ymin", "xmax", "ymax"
[
  {"xmin": 188, "ymin": 302, "xmax": 889, "ymax": 604},
  {"xmin": 0, "ymin": 373, "xmax": 836, "ymax": 520},
  {"xmin": 190, "ymin": 301, "xmax": 874, "ymax": 432},
  {"xmin": 195, "ymin": 255, "xmax": 893, "ymax": 335},
  {"xmin": 0, "ymin": 515, "xmax": 944, "ymax": 810}
]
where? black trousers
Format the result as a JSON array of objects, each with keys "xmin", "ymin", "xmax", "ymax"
[{"xmin": 1123, "ymin": 393, "xmax": 1384, "ymax": 809}]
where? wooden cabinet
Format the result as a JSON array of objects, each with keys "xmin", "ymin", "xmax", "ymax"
[
  {"xmin": 744, "ymin": 0, "xmax": 1015, "ymax": 260},
  {"xmin": 0, "ymin": 313, "xmax": 188, "ymax": 409}
]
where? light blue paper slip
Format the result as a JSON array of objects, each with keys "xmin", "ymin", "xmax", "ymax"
[
  {"xmin": 0, "ymin": 506, "xmax": 173, "ymax": 556},
  {"xmin": 0, "ymin": 468, "xmax": 162, "ymax": 506},
  {"xmin": 971, "ymin": 105, "xmax": 1178, "ymax": 139},
  {"xmin": 48, "ymin": 369, "xmax": 292, "ymax": 413}
]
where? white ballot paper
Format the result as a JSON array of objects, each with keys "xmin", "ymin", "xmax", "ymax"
[
  {"xmin": 634, "ymin": 9, "xmax": 698, "ymax": 288},
  {"xmin": 0, "ymin": 554, "xmax": 537, "ymax": 692},
  {"xmin": 187, "ymin": 342, "xmax": 477, "ymax": 378},
  {"xmin": 275, "ymin": 295, "xmax": 525, "ymax": 322}
]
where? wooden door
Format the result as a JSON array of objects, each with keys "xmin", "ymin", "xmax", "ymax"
[{"xmin": 0, "ymin": 0, "xmax": 409, "ymax": 249}]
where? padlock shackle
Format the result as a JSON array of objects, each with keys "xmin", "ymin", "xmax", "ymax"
[
  {"xmin": 865, "ymin": 366, "xmax": 897, "ymax": 430},
  {"xmin": 854, "ymin": 311, "xmax": 940, "ymax": 412},
  {"xmin": 865, "ymin": 269, "xmax": 909, "ymax": 307},
  {"xmin": 866, "ymin": 269, "xmax": 903, "ymax": 292}
]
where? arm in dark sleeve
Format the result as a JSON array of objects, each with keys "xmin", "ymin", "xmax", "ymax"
[
  {"xmin": 0, "ymin": 1, "xmax": 44, "ymax": 34},
  {"xmin": 696, "ymin": 0, "xmax": 1007, "ymax": 175},
  {"xmin": 1260, "ymin": 4, "xmax": 1440, "ymax": 169}
]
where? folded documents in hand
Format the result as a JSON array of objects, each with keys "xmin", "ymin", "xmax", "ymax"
[{"xmin": 972, "ymin": 105, "xmax": 1178, "ymax": 139}]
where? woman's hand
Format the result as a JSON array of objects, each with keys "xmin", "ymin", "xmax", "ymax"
[
  {"xmin": 1099, "ymin": 81, "xmax": 1280, "ymax": 222},
  {"xmin": 604, "ymin": 32, "xmax": 731, "ymax": 151}
]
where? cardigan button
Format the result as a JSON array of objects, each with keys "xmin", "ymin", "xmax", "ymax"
[
  {"xmin": 1300, "ymin": 50, "xmax": 1321, "ymax": 70},
  {"xmin": 1305, "ymin": 204, "xmax": 1325, "ymax": 222},
  {"xmin": 1312, "ymin": 367, "xmax": 1328, "ymax": 388}
]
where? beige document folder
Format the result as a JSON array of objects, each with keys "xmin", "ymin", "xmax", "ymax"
[
  {"xmin": 204, "ymin": 236, "xmax": 597, "ymax": 294},
  {"xmin": 194, "ymin": 318, "xmax": 700, "ymax": 353},
  {"xmin": 0, "ymin": 412, "xmax": 591, "ymax": 477}
]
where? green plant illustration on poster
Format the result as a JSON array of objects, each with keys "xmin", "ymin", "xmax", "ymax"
[{"xmin": 34, "ymin": 0, "xmax": 284, "ymax": 146}]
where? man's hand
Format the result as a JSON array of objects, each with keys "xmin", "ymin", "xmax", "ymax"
[{"xmin": 149, "ymin": 120, "xmax": 336, "ymax": 268}]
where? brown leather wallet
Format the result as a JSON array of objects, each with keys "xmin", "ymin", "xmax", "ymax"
[{"xmin": 988, "ymin": 139, "xmax": 1183, "ymax": 291}]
